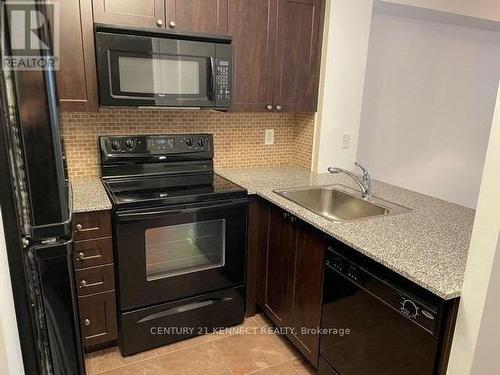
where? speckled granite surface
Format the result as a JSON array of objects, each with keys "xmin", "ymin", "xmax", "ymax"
[
  {"xmin": 71, "ymin": 178, "xmax": 112, "ymax": 213},
  {"xmin": 217, "ymin": 167, "xmax": 475, "ymax": 300}
]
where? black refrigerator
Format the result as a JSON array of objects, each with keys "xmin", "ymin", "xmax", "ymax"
[{"xmin": 0, "ymin": 1, "xmax": 85, "ymax": 374}]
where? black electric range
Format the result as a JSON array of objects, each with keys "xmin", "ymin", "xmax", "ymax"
[{"xmin": 100, "ymin": 134, "xmax": 248, "ymax": 356}]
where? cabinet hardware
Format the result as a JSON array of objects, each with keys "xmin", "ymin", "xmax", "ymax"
[
  {"xmin": 156, "ymin": 19, "xmax": 163, "ymax": 27},
  {"xmin": 84, "ymin": 318, "xmax": 91, "ymax": 327},
  {"xmin": 169, "ymin": 20, "xmax": 176, "ymax": 28},
  {"xmin": 76, "ymin": 223, "xmax": 83, "ymax": 231},
  {"xmin": 275, "ymin": 105, "xmax": 282, "ymax": 111},
  {"xmin": 77, "ymin": 252, "xmax": 85, "ymax": 260},
  {"xmin": 80, "ymin": 279, "xmax": 104, "ymax": 288},
  {"xmin": 290, "ymin": 216, "xmax": 296, "ymax": 223},
  {"xmin": 266, "ymin": 104, "xmax": 273, "ymax": 111},
  {"xmin": 282, "ymin": 212, "xmax": 289, "ymax": 219}
]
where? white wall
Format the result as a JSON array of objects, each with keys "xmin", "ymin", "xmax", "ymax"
[
  {"xmin": 357, "ymin": 13, "xmax": 500, "ymax": 208},
  {"xmin": 447, "ymin": 82, "xmax": 500, "ymax": 374},
  {"xmin": 313, "ymin": 0, "xmax": 373, "ymax": 173},
  {"xmin": 0, "ymin": 209, "xmax": 24, "ymax": 375},
  {"xmin": 380, "ymin": 0, "xmax": 500, "ymax": 22}
]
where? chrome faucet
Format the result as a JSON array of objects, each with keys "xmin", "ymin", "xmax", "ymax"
[{"xmin": 327, "ymin": 162, "xmax": 372, "ymax": 198}]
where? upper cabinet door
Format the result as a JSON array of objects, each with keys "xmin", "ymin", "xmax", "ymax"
[
  {"xmin": 93, "ymin": 0, "xmax": 166, "ymax": 28},
  {"xmin": 228, "ymin": 0, "xmax": 276, "ymax": 112},
  {"xmin": 55, "ymin": 0, "xmax": 98, "ymax": 112},
  {"xmin": 273, "ymin": 0, "xmax": 325, "ymax": 112},
  {"xmin": 165, "ymin": 0, "xmax": 228, "ymax": 34}
]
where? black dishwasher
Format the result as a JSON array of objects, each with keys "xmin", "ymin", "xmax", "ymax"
[{"xmin": 319, "ymin": 246, "xmax": 443, "ymax": 375}]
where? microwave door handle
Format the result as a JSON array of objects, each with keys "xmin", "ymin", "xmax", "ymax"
[{"xmin": 208, "ymin": 57, "xmax": 215, "ymax": 101}]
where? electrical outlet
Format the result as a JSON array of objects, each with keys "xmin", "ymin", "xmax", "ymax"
[
  {"xmin": 265, "ymin": 129, "xmax": 275, "ymax": 145},
  {"xmin": 341, "ymin": 133, "xmax": 351, "ymax": 150}
]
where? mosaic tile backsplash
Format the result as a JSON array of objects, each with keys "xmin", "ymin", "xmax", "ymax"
[{"xmin": 60, "ymin": 109, "xmax": 315, "ymax": 179}]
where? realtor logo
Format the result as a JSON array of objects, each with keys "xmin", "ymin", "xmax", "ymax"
[{"xmin": 1, "ymin": 0, "xmax": 60, "ymax": 70}]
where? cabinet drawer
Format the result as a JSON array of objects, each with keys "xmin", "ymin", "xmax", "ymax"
[
  {"xmin": 76, "ymin": 265, "xmax": 115, "ymax": 296},
  {"xmin": 79, "ymin": 291, "xmax": 117, "ymax": 349},
  {"xmin": 73, "ymin": 238, "xmax": 113, "ymax": 269},
  {"xmin": 74, "ymin": 211, "xmax": 111, "ymax": 241}
]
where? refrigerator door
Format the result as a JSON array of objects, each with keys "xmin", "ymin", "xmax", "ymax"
[{"xmin": 36, "ymin": 240, "xmax": 86, "ymax": 375}]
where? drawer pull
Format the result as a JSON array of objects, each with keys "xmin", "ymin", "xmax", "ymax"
[
  {"xmin": 80, "ymin": 280, "xmax": 104, "ymax": 288},
  {"xmin": 76, "ymin": 252, "xmax": 102, "ymax": 261},
  {"xmin": 84, "ymin": 318, "xmax": 91, "ymax": 327},
  {"xmin": 76, "ymin": 224, "xmax": 100, "ymax": 232}
]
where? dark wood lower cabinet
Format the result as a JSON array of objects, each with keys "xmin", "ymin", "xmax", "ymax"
[
  {"xmin": 73, "ymin": 211, "xmax": 117, "ymax": 352},
  {"xmin": 248, "ymin": 198, "xmax": 325, "ymax": 366},
  {"xmin": 79, "ymin": 291, "xmax": 118, "ymax": 351},
  {"xmin": 287, "ymin": 224, "xmax": 325, "ymax": 365},
  {"xmin": 264, "ymin": 208, "xmax": 297, "ymax": 326},
  {"xmin": 246, "ymin": 197, "xmax": 270, "ymax": 315}
]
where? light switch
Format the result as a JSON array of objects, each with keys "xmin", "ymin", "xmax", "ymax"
[
  {"xmin": 265, "ymin": 129, "xmax": 275, "ymax": 145},
  {"xmin": 341, "ymin": 133, "xmax": 351, "ymax": 150}
]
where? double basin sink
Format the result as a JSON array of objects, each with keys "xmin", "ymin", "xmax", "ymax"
[{"xmin": 274, "ymin": 185, "xmax": 411, "ymax": 222}]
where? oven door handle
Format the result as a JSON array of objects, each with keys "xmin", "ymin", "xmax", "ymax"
[{"xmin": 117, "ymin": 198, "xmax": 248, "ymax": 223}]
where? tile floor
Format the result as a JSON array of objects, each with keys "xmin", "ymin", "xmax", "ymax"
[{"xmin": 85, "ymin": 314, "xmax": 316, "ymax": 375}]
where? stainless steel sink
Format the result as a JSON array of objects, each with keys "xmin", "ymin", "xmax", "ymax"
[{"xmin": 274, "ymin": 185, "xmax": 411, "ymax": 222}]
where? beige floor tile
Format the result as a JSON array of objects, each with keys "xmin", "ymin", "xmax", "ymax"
[
  {"xmin": 269, "ymin": 333, "xmax": 302, "ymax": 360},
  {"xmin": 156, "ymin": 341, "xmax": 232, "ymax": 375},
  {"xmin": 84, "ymin": 354, "xmax": 94, "ymax": 375},
  {"xmin": 98, "ymin": 357, "xmax": 164, "ymax": 375},
  {"xmin": 153, "ymin": 333, "xmax": 217, "ymax": 356},
  {"xmin": 213, "ymin": 330, "xmax": 292, "ymax": 375},
  {"xmin": 88, "ymin": 346, "xmax": 157, "ymax": 374},
  {"xmin": 249, "ymin": 358, "xmax": 316, "ymax": 375},
  {"xmin": 254, "ymin": 313, "xmax": 275, "ymax": 328}
]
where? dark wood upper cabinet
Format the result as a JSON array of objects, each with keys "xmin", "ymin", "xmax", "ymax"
[
  {"xmin": 228, "ymin": 0, "xmax": 275, "ymax": 112},
  {"xmin": 165, "ymin": 0, "xmax": 228, "ymax": 34},
  {"xmin": 93, "ymin": 0, "xmax": 166, "ymax": 28},
  {"xmin": 273, "ymin": 0, "xmax": 325, "ymax": 112},
  {"xmin": 55, "ymin": 0, "xmax": 98, "ymax": 111},
  {"xmin": 228, "ymin": 0, "xmax": 325, "ymax": 112},
  {"xmin": 264, "ymin": 209, "xmax": 297, "ymax": 326}
]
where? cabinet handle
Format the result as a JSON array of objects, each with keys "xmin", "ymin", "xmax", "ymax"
[
  {"xmin": 77, "ymin": 252, "xmax": 85, "ymax": 260},
  {"xmin": 266, "ymin": 104, "xmax": 273, "ymax": 111},
  {"xmin": 290, "ymin": 216, "xmax": 296, "ymax": 224},
  {"xmin": 156, "ymin": 19, "xmax": 163, "ymax": 27},
  {"xmin": 275, "ymin": 105, "xmax": 282, "ymax": 111},
  {"xmin": 76, "ymin": 224, "xmax": 83, "ymax": 231},
  {"xmin": 84, "ymin": 318, "xmax": 91, "ymax": 327},
  {"xmin": 80, "ymin": 279, "xmax": 104, "ymax": 288},
  {"xmin": 169, "ymin": 20, "xmax": 176, "ymax": 28},
  {"xmin": 282, "ymin": 212, "xmax": 289, "ymax": 219}
]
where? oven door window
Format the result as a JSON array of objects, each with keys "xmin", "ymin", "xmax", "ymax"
[
  {"xmin": 109, "ymin": 51, "xmax": 213, "ymax": 105},
  {"xmin": 145, "ymin": 219, "xmax": 226, "ymax": 281}
]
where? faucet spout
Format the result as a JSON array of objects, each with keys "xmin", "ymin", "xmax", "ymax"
[{"xmin": 327, "ymin": 163, "xmax": 372, "ymax": 198}]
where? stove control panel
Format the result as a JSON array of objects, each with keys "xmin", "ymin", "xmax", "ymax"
[{"xmin": 100, "ymin": 134, "xmax": 213, "ymax": 163}]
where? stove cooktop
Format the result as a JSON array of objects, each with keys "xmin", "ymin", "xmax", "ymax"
[{"xmin": 103, "ymin": 173, "xmax": 247, "ymax": 210}]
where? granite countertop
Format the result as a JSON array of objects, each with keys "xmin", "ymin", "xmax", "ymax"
[
  {"xmin": 71, "ymin": 178, "xmax": 112, "ymax": 213},
  {"xmin": 217, "ymin": 166, "xmax": 475, "ymax": 300}
]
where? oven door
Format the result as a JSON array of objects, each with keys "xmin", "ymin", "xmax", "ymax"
[
  {"xmin": 96, "ymin": 31, "xmax": 217, "ymax": 108},
  {"xmin": 115, "ymin": 198, "xmax": 247, "ymax": 311}
]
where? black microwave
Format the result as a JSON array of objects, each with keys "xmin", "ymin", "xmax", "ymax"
[{"xmin": 95, "ymin": 25, "xmax": 232, "ymax": 109}]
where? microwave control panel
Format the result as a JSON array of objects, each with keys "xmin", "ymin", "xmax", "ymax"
[
  {"xmin": 215, "ymin": 59, "xmax": 232, "ymax": 104},
  {"xmin": 214, "ymin": 43, "xmax": 232, "ymax": 108}
]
